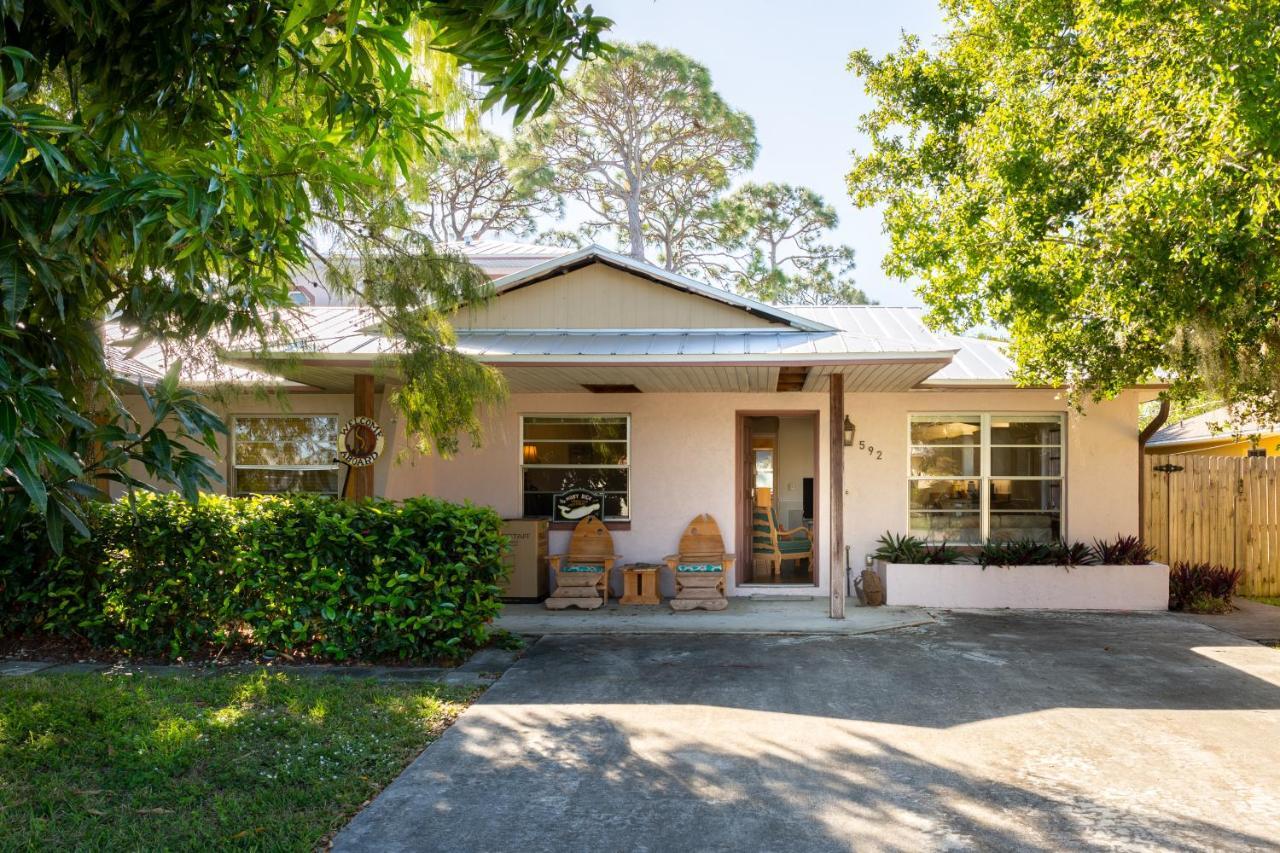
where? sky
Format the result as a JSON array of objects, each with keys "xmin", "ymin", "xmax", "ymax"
[{"xmin": 493, "ymin": 0, "xmax": 948, "ymax": 306}]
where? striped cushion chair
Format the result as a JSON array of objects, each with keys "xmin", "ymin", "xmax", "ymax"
[
  {"xmin": 545, "ymin": 516, "xmax": 617, "ymax": 610},
  {"xmin": 753, "ymin": 505, "xmax": 812, "ymax": 579},
  {"xmin": 663, "ymin": 514, "xmax": 735, "ymax": 612}
]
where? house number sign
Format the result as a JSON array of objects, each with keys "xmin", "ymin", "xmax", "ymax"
[{"xmin": 338, "ymin": 416, "xmax": 385, "ymax": 467}]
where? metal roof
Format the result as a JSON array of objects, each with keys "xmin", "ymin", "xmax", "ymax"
[
  {"xmin": 103, "ymin": 320, "xmax": 309, "ymax": 389},
  {"xmin": 254, "ymin": 308, "xmax": 951, "ymax": 363},
  {"xmin": 787, "ymin": 306, "xmax": 1016, "ymax": 383},
  {"xmin": 1147, "ymin": 406, "xmax": 1280, "ymax": 447},
  {"xmin": 442, "ymin": 239, "xmax": 575, "ymax": 258}
]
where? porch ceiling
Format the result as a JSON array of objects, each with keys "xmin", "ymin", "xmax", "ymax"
[{"xmin": 224, "ymin": 356, "xmax": 949, "ymax": 394}]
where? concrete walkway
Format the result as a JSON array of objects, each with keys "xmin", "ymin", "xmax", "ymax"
[
  {"xmin": 495, "ymin": 598, "xmax": 934, "ymax": 635},
  {"xmin": 333, "ymin": 611, "xmax": 1280, "ymax": 852},
  {"xmin": 1186, "ymin": 597, "xmax": 1280, "ymax": 644}
]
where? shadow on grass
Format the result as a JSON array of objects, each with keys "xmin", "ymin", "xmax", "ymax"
[{"xmin": 0, "ymin": 671, "xmax": 474, "ymax": 851}]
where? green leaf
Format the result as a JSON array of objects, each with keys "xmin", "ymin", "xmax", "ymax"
[
  {"xmin": 0, "ymin": 128, "xmax": 25, "ymax": 177},
  {"xmin": 10, "ymin": 451, "xmax": 47, "ymax": 512}
]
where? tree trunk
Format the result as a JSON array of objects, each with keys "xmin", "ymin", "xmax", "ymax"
[{"xmin": 626, "ymin": 186, "xmax": 645, "ymax": 261}]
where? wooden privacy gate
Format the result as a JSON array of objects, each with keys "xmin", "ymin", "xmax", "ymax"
[{"xmin": 1144, "ymin": 454, "xmax": 1280, "ymax": 596}]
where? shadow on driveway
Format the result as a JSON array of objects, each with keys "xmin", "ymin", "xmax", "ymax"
[{"xmin": 334, "ymin": 611, "xmax": 1280, "ymax": 852}]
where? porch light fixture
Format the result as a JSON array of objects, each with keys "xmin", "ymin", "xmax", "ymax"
[{"xmin": 843, "ymin": 416, "xmax": 855, "ymax": 447}]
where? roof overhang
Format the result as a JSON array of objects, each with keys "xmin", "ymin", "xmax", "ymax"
[{"xmin": 222, "ymin": 350, "xmax": 954, "ymax": 394}]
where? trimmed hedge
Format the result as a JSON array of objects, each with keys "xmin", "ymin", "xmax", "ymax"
[{"xmin": 1, "ymin": 493, "xmax": 507, "ymax": 661}]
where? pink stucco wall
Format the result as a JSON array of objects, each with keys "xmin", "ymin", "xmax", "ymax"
[
  {"xmin": 383, "ymin": 392, "xmax": 832, "ymax": 597},
  {"xmin": 384, "ymin": 387, "xmax": 1141, "ymax": 597},
  {"xmin": 122, "ymin": 386, "xmax": 1142, "ymax": 600}
]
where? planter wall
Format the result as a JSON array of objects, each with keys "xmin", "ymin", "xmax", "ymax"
[{"xmin": 876, "ymin": 560, "xmax": 1170, "ymax": 611}]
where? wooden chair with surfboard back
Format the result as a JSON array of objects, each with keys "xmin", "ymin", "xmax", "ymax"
[
  {"xmin": 664, "ymin": 514, "xmax": 734, "ymax": 612},
  {"xmin": 544, "ymin": 516, "xmax": 618, "ymax": 610}
]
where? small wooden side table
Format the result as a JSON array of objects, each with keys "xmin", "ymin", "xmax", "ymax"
[{"xmin": 619, "ymin": 563, "xmax": 663, "ymax": 605}]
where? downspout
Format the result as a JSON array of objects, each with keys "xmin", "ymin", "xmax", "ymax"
[{"xmin": 1137, "ymin": 398, "xmax": 1171, "ymax": 543}]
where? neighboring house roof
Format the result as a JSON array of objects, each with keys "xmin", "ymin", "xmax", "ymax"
[
  {"xmin": 1147, "ymin": 406, "xmax": 1280, "ymax": 448},
  {"xmin": 442, "ymin": 239, "xmax": 575, "ymax": 279},
  {"xmin": 289, "ymin": 240, "xmax": 575, "ymax": 305}
]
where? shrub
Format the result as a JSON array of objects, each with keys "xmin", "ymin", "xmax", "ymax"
[
  {"xmin": 1047, "ymin": 540, "xmax": 1097, "ymax": 567},
  {"xmin": 0, "ymin": 493, "xmax": 507, "ymax": 661},
  {"xmin": 978, "ymin": 538, "xmax": 1052, "ymax": 566},
  {"xmin": 1168, "ymin": 561, "xmax": 1243, "ymax": 612},
  {"xmin": 977, "ymin": 538, "xmax": 1096, "ymax": 567},
  {"xmin": 872, "ymin": 532, "xmax": 962, "ymax": 564},
  {"xmin": 1091, "ymin": 535, "xmax": 1155, "ymax": 565}
]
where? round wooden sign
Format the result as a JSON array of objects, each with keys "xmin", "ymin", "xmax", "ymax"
[{"xmin": 338, "ymin": 416, "xmax": 385, "ymax": 467}]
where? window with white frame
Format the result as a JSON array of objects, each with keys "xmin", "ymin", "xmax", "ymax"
[
  {"xmin": 521, "ymin": 415, "xmax": 630, "ymax": 520},
  {"xmin": 908, "ymin": 414, "xmax": 1064, "ymax": 543},
  {"xmin": 232, "ymin": 415, "xmax": 341, "ymax": 496}
]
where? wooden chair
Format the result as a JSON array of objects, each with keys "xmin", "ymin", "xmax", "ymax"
[
  {"xmin": 544, "ymin": 516, "xmax": 617, "ymax": 610},
  {"xmin": 752, "ymin": 505, "xmax": 813, "ymax": 579},
  {"xmin": 664, "ymin": 514, "xmax": 735, "ymax": 612}
]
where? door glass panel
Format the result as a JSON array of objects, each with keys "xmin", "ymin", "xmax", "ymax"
[{"xmin": 754, "ymin": 449, "xmax": 774, "ymax": 489}]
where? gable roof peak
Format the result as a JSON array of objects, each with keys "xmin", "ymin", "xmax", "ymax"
[{"xmin": 488, "ymin": 243, "xmax": 836, "ymax": 333}]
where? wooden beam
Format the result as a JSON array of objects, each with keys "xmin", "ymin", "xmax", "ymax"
[
  {"xmin": 829, "ymin": 373, "xmax": 846, "ymax": 619},
  {"xmin": 352, "ymin": 374, "xmax": 375, "ymax": 500},
  {"xmin": 775, "ymin": 366, "xmax": 809, "ymax": 392}
]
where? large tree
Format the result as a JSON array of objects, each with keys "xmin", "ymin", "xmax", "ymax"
[
  {"xmin": 410, "ymin": 130, "xmax": 562, "ymax": 243},
  {"xmin": 714, "ymin": 182, "xmax": 869, "ymax": 305},
  {"xmin": 0, "ymin": 0, "xmax": 608, "ymax": 545},
  {"xmin": 848, "ymin": 0, "xmax": 1280, "ymax": 414},
  {"xmin": 521, "ymin": 42, "xmax": 756, "ymax": 268}
]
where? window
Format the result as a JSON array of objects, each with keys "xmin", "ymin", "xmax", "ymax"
[
  {"xmin": 232, "ymin": 415, "xmax": 341, "ymax": 496},
  {"xmin": 521, "ymin": 415, "xmax": 629, "ymax": 520},
  {"xmin": 908, "ymin": 414, "xmax": 1064, "ymax": 543}
]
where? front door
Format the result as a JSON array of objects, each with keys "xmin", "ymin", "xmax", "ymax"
[{"xmin": 737, "ymin": 412, "xmax": 818, "ymax": 586}]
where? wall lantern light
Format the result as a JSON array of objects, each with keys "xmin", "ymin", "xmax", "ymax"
[{"xmin": 843, "ymin": 416, "xmax": 856, "ymax": 447}]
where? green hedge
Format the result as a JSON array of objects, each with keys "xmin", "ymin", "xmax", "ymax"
[{"xmin": 1, "ymin": 493, "xmax": 507, "ymax": 661}]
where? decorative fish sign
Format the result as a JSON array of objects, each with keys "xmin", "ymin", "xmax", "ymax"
[{"xmin": 554, "ymin": 489, "xmax": 603, "ymax": 522}]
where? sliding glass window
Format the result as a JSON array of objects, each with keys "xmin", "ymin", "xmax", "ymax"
[{"xmin": 909, "ymin": 414, "xmax": 1064, "ymax": 543}]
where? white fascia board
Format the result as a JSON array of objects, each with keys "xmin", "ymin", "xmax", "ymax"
[
  {"xmin": 463, "ymin": 351, "xmax": 956, "ymax": 366},
  {"xmin": 225, "ymin": 349, "xmax": 957, "ymax": 366}
]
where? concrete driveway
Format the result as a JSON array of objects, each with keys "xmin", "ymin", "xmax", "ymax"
[{"xmin": 333, "ymin": 612, "xmax": 1280, "ymax": 852}]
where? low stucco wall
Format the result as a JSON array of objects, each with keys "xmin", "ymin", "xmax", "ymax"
[{"xmin": 878, "ymin": 560, "xmax": 1170, "ymax": 610}]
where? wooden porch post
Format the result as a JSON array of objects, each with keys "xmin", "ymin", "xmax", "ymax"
[
  {"xmin": 829, "ymin": 373, "xmax": 846, "ymax": 619},
  {"xmin": 352, "ymin": 374, "xmax": 375, "ymax": 500}
]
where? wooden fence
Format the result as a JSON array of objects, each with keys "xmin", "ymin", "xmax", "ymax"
[{"xmin": 1144, "ymin": 453, "xmax": 1280, "ymax": 596}]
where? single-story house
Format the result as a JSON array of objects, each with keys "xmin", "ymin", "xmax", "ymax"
[
  {"xmin": 109, "ymin": 244, "xmax": 1160, "ymax": 614},
  {"xmin": 1144, "ymin": 406, "xmax": 1280, "ymax": 457}
]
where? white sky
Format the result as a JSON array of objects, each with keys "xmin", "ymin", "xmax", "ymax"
[{"xmin": 486, "ymin": 0, "xmax": 947, "ymax": 305}]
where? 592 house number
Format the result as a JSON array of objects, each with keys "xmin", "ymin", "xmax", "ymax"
[{"xmin": 857, "ymin": 440, "xmax": 883, "ymax": 461}]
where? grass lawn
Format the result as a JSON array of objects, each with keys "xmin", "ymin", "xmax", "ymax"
[
  {"xmin": 1246, "ymin": 596, "xmax": 1280, "ymax": 607},
  {"xmin": 0, "ymin": 671, "xmax": 477, "ymax": 850}
]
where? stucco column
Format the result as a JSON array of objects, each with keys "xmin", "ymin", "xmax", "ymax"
[{"xmin": 829, "ymin": 373, "xmax": 846, "ymax": 618}]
